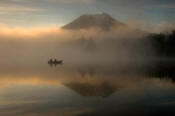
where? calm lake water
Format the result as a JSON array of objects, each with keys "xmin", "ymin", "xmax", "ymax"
[{"xmin": 0, "ymin": 60, "xmax": 175, "ymax": 116}]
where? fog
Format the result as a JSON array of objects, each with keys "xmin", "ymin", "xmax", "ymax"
[
  {"xmin": 0, "ymin": 24, "xmax": 157, "ymax": 67},
  {"xmin": 0, "ymin": 23, "xmax": 175, "ymax": 116}
]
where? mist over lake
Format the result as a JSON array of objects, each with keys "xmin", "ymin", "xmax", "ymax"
[{"xmin": 0, "ymin": 0, "xmax": 175, "ymax": 116}]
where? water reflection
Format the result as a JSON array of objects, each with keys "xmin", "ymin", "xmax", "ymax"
[
  {"xmin": 148, "ymin": 60, "xmax": 175, "ymax": 82},
  {"xmin": 65, "ymin": 81, "xmax": 116, "ymax": 97},
  {"xmin": 0, "ymin": 61, "xmax": 175, "ymax": 116}
]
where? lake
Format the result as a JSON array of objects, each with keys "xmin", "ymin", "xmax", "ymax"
[{"xmin": 0, "ymin": 60, "xmax": 175, "ymax": 116}]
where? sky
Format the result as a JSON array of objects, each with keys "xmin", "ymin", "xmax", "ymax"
[{"xmin": 0, "ymin": 0, "xmax": 174, "ymax": 28}]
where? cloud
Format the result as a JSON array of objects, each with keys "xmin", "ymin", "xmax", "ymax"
[
  {"xmin": 158, "ymin": 4, "xmax": 175, "ymax": 9},
  {"xmin": 152, "ymin": 22, "xmax": 175, "ymax": 32},
  {"xmin": 0, "ymin": 5, "xmax": 43, "ymax": 13},
  {"xmin": 0, "ymin": 0, "xmax": 96, "ymax": 4},
  {"xmin": 0, "ymin": 0, "xmax": 172, "ymax": 27},
  {"xmin": 49, "ymin": 0, "xmax": 96, "ymax": 4}
]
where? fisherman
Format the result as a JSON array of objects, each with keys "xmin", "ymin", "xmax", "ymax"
[
  {"xmin": 54, "ymin": 59, "xmax": 57, "ymax": 63},
  {"xmin": 49, "ymin": 59, "xmax": 53, "ymax": 63}
]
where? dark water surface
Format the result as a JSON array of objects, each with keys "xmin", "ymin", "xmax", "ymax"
[{"xmin": 0, "ymin": 60, "xmax": 175, "ymax": 116}]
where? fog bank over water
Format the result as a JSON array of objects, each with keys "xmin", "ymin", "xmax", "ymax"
[
  {"xmin": 0, "ymin": 22, "xmax": 157, "ymax": 67},
  {"xmin": 0, "ymin": 22, "xmax": 174, "ymax": 116}
]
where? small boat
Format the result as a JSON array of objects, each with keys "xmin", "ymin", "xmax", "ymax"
[
  {"xmin": 48, "ymin": 59, "xmax": 63, "ymax": 65},
  {"xmin": 54, "ymin": 60, "xmax": 63, "ymax": 64}
]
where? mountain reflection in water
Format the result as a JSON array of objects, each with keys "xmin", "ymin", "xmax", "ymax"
[{"xmin": 0, "ymin": 60, "xmax": 175, "ymax": 116}]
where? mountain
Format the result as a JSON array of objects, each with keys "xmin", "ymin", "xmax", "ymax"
[{"xmin": 62, "ymin": 13, "xmax": 125, "ymax": 30}]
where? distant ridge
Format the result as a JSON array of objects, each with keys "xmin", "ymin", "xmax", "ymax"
[{"xmin": 62, "ymin": 13, "xmax": 125, "ymax": 30}]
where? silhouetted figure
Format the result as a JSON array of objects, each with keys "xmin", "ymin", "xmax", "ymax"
[
  {"xmin": 48, "ymin": 59, "xmax": 53, "ymax": 67},
  {"xmin": 54, "ymin": 59, "xmax": 57, "ymax": 63},
  {"xmin": 48, "ymin": 59, "xmax": 53, "ymax": 64}
]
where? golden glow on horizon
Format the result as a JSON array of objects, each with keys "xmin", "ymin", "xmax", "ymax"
[
  {"xmin": 0, "ymin": 25, "xmax": 65, "ymax": 38},
  {"xmin": 0, "ymin": 76, "xmax": 62, "ymax": 91}
]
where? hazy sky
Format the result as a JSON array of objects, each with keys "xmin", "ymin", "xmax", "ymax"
[{"xmin": 0, "ymin": 0, "xmax": 174, "ymax": 27}]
